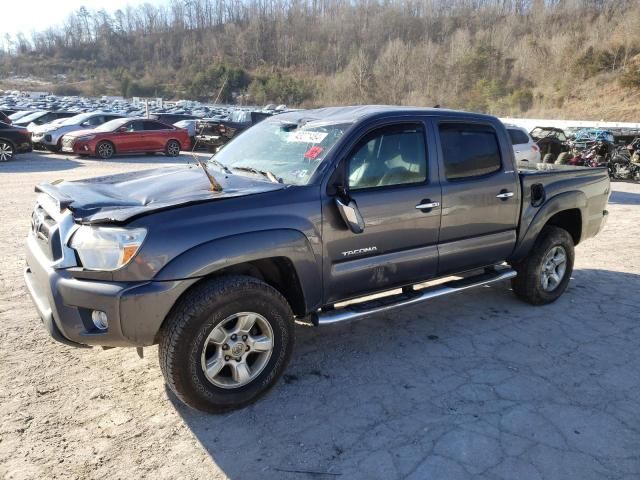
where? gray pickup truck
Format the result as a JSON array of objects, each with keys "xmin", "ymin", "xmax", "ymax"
[{"xmin": 24, "ymin": 106, "xmax": 609, "ymax": 412}]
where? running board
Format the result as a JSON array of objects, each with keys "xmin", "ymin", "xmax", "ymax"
[{"xmin": 312, "ymin": 268, "xmax": 517, "ymax": 326}]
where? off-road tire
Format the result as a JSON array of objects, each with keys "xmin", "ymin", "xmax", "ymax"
[
  {"xmin": 510, "ymin": 226, "xmax": 574, "ymax": 305},
  {"xmin": 96, "ymin": 141, "xmax": 115, "ymax": 159},
  {"xmin": 165, "ymin": 139, "xmax": 181, "ymax": 157},
  {"xmin": 555, "ymin": 152, "xmax": 570, "ymax": 165},
  {"xmin": 542, "ymin": 153, "xmax": 555, "ymax": 164},
  {"xmin": 159, "ymin": 275, "xmax": 295, "ymax": 413}
]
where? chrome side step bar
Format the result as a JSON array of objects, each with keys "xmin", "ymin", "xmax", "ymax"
[{"xmin": 312, "ymin": 268, "xmax": 517, "ymax": 326}]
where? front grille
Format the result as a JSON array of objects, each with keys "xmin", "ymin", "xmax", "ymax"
[{"xmin": 31, "ymin": 205, "xmax": 60, "ymax": 260}]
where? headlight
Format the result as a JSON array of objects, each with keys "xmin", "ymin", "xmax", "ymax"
[
  {"xmin": 76, "ymin": 135, "xmax": 96, "ymax": 142},
  {"xmin": 69, "ymin": 226, "xmax": 146, "ymax": 271}
]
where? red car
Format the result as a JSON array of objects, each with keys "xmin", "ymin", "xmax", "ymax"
[{"xmin": 61, "ymin": 117, "xmax": 191, "ymax": 159}]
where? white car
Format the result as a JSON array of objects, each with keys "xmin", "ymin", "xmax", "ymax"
[
  {"xmin": 31, "ymin": 112, "xmax": 124, "ymax": 152},
  {"xmin": 505, "ymin": 124, "xmax": 541, "ymax": 163}
]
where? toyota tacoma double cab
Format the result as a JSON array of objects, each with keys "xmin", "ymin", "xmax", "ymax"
[{"xmin": 24, "ymin": 106, "xmax": 610, "ymax": 412}]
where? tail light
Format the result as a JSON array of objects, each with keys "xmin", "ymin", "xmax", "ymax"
[{"xmin": 531, "ymin": 144, "xmax": 540, "ymax": 152}]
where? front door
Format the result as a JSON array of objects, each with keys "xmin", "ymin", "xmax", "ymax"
[
  {"xmin": 116, "ymin": 120, "xmax": 146, "ymax": 152},
  {"xmin": 436, "ymin": 121, "xmax": 520, "ymax": 275},
  {"xmin": 322, "ymin": 121, "xmax": 442, "ymax": 304}
]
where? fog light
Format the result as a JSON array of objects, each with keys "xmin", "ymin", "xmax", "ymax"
[
  {"xmin": 83, "ymin": 145, "xmax": 89, "ymax": 151},
  {"xmin": 91, "ymin": 310, "xmax": 108, "ymax": 330}
]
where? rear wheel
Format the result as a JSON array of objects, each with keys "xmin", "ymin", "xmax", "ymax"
[
  {"xmin": 159, "ymin": 275, "xmax": 295, "ymax": 412},
  {"xmin": 96, "ymin": 141, "xmax": 115, "ymax": 159},
  {"xmin": 165, "ymin": 140, "xmax": 181, "ymax": 157},
  {"xmin": 0, "ymin": 141, "xmax": 14, "ymax": 161},
  {"xmin": 510, "ymin": 226, "xmax": 574, "ymax": 305}
]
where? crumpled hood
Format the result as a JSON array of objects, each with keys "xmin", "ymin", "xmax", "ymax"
[{"xmin": 37, "ymin": 165, "xmax": 288, "ymax": 223}]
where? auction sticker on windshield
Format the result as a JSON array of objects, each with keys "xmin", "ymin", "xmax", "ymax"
[{"xmin": 287, "ymin": 131, "xmax": 328, "ymax": 143}]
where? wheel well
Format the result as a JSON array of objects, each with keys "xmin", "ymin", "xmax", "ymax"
[
  {"xmin": 197, "ymin": 257, "xmax": 306, "ymax": 317},
  {"xmin": 545, "ymin": 209, "xmax": 582, "ymax": 245},
  {"xmin": 167, "ymin": 139, "xmax": 181, "ymax": 148}
]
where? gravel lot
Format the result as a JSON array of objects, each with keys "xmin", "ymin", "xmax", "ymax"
[{"xmin": 1, "ymin": 152, "xmax": 639, "ymax": 480}]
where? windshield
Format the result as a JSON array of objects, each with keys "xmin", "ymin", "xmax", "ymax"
[
  {"xmin": 61, "ymin": 113, "xmax": 95, "ymax": 126},
  {"xmin": 210, "ymin": 119, "xmax": 351, "ymax": 185},
  {"xmin": 8, "ymin": 110, "xmax": 33, "ymax": 120},
  {"xmin": 16, "ymin": 111, "xmax": 45, "ymax": 123},
  {"xmin": 95, "ymin": 118, "xmax": 130, "ymax": 132}
]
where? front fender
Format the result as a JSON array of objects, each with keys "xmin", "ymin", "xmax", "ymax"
[
  {"xmin": 154, "ymin": 229, "xmax": 322, "ymax": 313},
  {"xmin": 510, "ymin": 190, "xmax": 587, "ymax": 262}
]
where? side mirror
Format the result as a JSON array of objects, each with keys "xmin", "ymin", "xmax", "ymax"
[
  {"xmin": 118, "ymin": 127, "xmax": 128, "ymax": 133},
  {"xmin": 335, "ymin": 196, "xmax": 365, "ymax": 234}
]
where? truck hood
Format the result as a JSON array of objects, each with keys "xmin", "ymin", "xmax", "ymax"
[{"xmin": 36, "ymin": 165, "xmax": 288, "ymax": 224}]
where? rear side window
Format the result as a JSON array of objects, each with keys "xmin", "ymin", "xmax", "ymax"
[
  {"xmin": 143, "ymin": 121, "xmax": 170, "ymax": 130},
  {"xmin": 439, "ymin": 123, "xmax": 502, "ymax": 180},
  {"xmin": 507, "ymin": 128, "xmax": 530, "ymax": 145}
]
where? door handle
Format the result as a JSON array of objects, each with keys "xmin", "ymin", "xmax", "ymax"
[
  {"xmin": 496, "ymin": 191, "xmax": 514, "ymax": 199},
  {"xmin": 415, "ymin": 201, "xmax": 440, "ymax": 210}
]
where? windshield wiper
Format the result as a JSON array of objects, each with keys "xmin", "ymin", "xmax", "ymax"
[
  {"xmin": 209, "ymin": 158, "xmax": 232, "ymax": 174},
  {"xmin": 232, "ymin": 166, "xmax": 282, "ymax": 184}
]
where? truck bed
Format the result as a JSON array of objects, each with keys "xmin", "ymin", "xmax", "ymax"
[{"xmin": 515, "ymin": 161, "xmax": 610, "ymax": 258}]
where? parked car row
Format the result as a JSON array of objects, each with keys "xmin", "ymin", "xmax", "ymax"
[{"xmin": 0, "ymin": 91, "xmax": 290, "ymax": 161}]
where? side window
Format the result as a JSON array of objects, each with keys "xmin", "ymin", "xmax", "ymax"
[
  {"xmin": 88, "ymin": 116, "xmax": 104, "ymax": 126},
  {"xmin": 143, "ymin": 121, "xmax": 169, "ymax": 130},
  {"xmin": 439, "ymin": 123, "xmax": 502, "ymax": 180},
  {"xmin": 507, "ymin": 129, "xmax": 530, "ymax": 145},
  {"xmin": 125, "ymin": 121, "xmax": 145, "ymax": 132},
  {"xmin": 348, "ymin": 124, "xmax": 427, "ymax": 190}
]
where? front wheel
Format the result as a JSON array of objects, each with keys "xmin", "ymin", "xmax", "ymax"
[
  {"xmin": 159, "ymin": 275, "xmax": 295, "ymax": 412},
  {"xmin": 0, "ymin": 141, "xmax": 14, "ymax": 161},
  {"xmin": 96, "ymin": 141, "xmax": 115, "ymax": 159},
  {"xmin": 510, "ymin": 226, "xmax": 574, "ymax": 305}
]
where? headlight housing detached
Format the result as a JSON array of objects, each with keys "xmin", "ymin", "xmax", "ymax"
[{"xmin": 69, "ymin": 226, "xmax": 146, "ymax": 271}]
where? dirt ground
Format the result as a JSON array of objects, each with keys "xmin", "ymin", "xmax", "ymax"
[{"xmin": 1, "ymin": 152, "xmax": 639, "ymax": 480}]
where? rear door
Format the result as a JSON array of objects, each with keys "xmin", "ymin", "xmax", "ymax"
[
  {"xmin": 143, "ymin": 120, "xmax": 171, "ymax": 150},
  {"xmin": 322, "ymin": 120, "xmax": 442, "ymax": 304},
  {"xmin": 436, "ymin": 120, "xmax": 520, "ymax": 275}
]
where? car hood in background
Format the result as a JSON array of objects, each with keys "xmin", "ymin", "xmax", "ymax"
[{"xmin": 36, "ymin": 165, "xmax": 288, "ymax": 223}]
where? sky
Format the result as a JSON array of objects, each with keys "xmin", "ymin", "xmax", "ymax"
[{"xmin": 3, "ymin": 0, "xmax": 164, "ymax": 38}]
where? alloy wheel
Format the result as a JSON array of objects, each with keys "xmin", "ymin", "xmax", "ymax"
[
  {"xmin": 200, "ymin": 312, "xmax": 274, "ymax": 389},
  {"xmin": 0, "ymin": 142, "xmax": 13, "ymax": 161},
  {"xmin": 540, "ymin": 245, "xmax": 567, "ymax": 292}
]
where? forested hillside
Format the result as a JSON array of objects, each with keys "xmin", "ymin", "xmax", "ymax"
[{"xmin": 1, "ymin": 0, "xmax": 640, "ymax": 120}]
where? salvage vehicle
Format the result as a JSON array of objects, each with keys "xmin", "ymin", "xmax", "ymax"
[
  {"xmin": 32, "ymin": 112, "xmax": 125, "ymax": 152},
  {"xmin": 0, "ymin": 121, "xmax": 32, "ymax": 161},
  {"xmin": 61, "ymin": 117, "xmax": 191, "ymax": 159},
  {"xmin": 529, "ymin": 127, "xmax": 570, "ymax": 163},
  {"xmin": 505, "ymin": 124, "xmax": 541, "ymax": 163},
  {"xmin": 194, "ymin": 110, "xmax": 273, "ymax": 151},
  {"xmin": 24, "ymin": 106, "xmax": 610, "ymax": 412}
]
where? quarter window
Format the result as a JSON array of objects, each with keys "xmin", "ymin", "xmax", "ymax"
[
  {"xmin": 439, "ymin": 124, "xmax": 502, "ymax": 180},
  {"xmin": 348, "ymin": 124, "xmax": 427, "ymax": 190}
]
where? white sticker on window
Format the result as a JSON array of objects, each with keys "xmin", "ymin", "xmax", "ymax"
[{"xmin": 287, "ymin": 131, "xmax": 328, "ymax": 143}]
